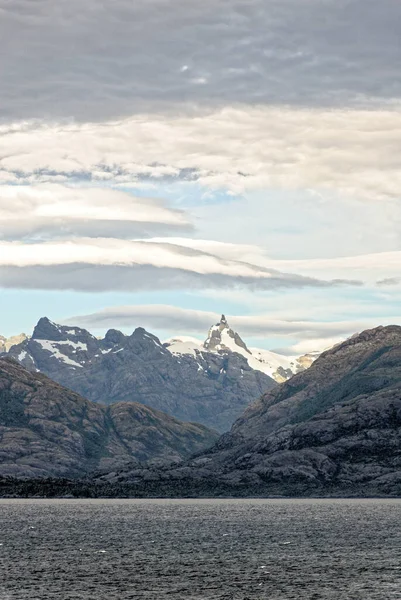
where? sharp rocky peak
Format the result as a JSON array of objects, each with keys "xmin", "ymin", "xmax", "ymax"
[
  {"xmin": 204, "ymin": 314, "xmax": 250, "ymax": 354},
  {"xmin": 32, "ymin": 317, "xmax": 65, "ymax": 341},
  {"xmin": 32, "ymin": 317, "xmax": 98, "ymax": 346},
  {"xmin": 130, "ymin": 327, "xmax": 158, "ymax": 340}
]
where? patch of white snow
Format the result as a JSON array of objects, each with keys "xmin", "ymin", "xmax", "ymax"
[{"xmin": 34, "ymin": 340, "xmax": 84, "ymax": 368}]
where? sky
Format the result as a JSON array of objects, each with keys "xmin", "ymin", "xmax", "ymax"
[{"xmin": 1, "ymin": 0, "xmax": 401, "ymax": 354}]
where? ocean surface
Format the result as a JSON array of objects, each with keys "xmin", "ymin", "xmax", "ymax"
[{"xmin": 0, "ymin": 499, "xmax": 400, "ymax": 599}]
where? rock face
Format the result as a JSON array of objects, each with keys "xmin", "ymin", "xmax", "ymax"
[
  {"xmin": 0, "ymin": 333, "xmax": 27, "ymax": 353},
  {"xmin": 107, "ymin": 325, "xmax": 401, "ymax": 497},
  {"xmin": 6, "ymin": 317, "xmax": 276, "ymax": 432},
  {"xmin": 0, "ymin": 358, "xmax": 218, "ymax": 478}
]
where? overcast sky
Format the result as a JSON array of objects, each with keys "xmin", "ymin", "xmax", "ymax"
[{"xmin": 1, "ymin": 0, "xmax": 401, "ymax": 353}]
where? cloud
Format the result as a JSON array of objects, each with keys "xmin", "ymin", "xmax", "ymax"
[
  {"xmin": 0, "ymin": 238, "xmax": 359, "ymax": 292},
  {"xmin": 144, "ymin": 239, "xmax": 401, "ymax": 286},
  {"xmin": 146, "ymin": 238, "xmax": 265, "ymax": 263},
  {"xmin": 0, "ymin": 238, "xmax": 294, "ymax": 276},
  {"xmin": 65, "ymin": 305, "xmax": 219, "ymax": 332},
  {"xmin": 1, "ymin": 107, "xmax": 401, "ymax": 198},
  {"xmin": 377, "ymin": 277, "xmax": 401, "ymax": 286},
  {"xmin": 0, "ymin": 264, "xmax": 333, "ymax": 293},
  {"xmin": 1, "ymin": 0, "xmax": 399, "ymax": 345},
  {"xmin": 1, "ymin": 0, "xmax": 401, "ymax": 122},
  {"xmin": 0, "ymin": 184, "xmax": 191, "ymax": 240},
  {"xmin": 273, "ymin": 337, "xmax": 346, "ymax": 356},
  {"xmin": 260, "ymin": 251, "xmax": 401, "ymax": 285},
  {"xmin": 63, "ymin": 304, "xmax": 393, "ymax": 343}
]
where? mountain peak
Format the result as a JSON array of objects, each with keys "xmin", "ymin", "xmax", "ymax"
[
  {"xmin": 127, "ymin": 328, "xmax": 166, "ymax": 354},
  {"xmin": 204, "ymin": 314, "xmax": 250, "ymax": 355},
  {"xmin": 104, "ymin": 328, "xmax": 126, "ymax": 347},
  {"xmin": 32, "ymin": 317, "xmax": 64, "ymax": 341}
]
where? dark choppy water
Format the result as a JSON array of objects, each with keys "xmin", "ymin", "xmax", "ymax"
[{"xmin": 0, "ymin": 499, "xmax": 401, "ymax": 599}]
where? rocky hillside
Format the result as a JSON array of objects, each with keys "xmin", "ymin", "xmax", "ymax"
[
  {"xmin": 102, "ymin": 325, "xmax": 401, "ymax": 497},
  {"xmin": 0, "ymin": 358, "xmax": 218, "ymax": 479},
  {"xmin": 6, "ymin": 317, "xmax": 276, "ymax": 432}
]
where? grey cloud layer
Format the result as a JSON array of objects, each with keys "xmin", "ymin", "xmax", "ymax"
[
  {"xmin": 0, "ymin": 180, "xmax": 365, "ymax": 293},
  {"xmin": 1, "ymin": 0, "xmax": 400, "ymax": 121},
  {"xmin": 0, "ymin": 264, "xmax": 357, "ymax": 293},
  {"xmin": 64, "ymin": 303, "xmax": 377, "ymax": 341}
]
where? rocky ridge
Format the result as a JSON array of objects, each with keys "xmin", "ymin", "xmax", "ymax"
[{"xmin": 0, "ymin": 358, "xmax": 218, "ymax": 478}]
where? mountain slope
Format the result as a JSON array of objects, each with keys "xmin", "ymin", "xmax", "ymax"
[
  {"xmin": 6, "ymin": 318, "xmax": 276, "ymax": 432},
  {"xmin": 0, "ymin": 358, "xmax": 218, "ymax": 478},
  {"xmin": 231, "ymin": 325, "xmax": 401, "ymax": 440},
  {"xmin": 106, "ymin": 325, "xmax": 401, "ymax": 496}
]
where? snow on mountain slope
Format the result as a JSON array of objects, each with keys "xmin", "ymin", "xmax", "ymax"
[
  {"xmin": 164, "ymin": 336, "xmax": 203, "ymax": 358},
  {"xmin": 166, "ymin": 315, "xmax": 318, "ymax": 382},
  {"xmin": 4, "ymin": 315, "xmax": 316, "ymax": 384},
  {"xmin": 34, "ymin": 339, "xmax": 85, "ymax": 368},
  {"xmin": 4, "ymin": 317, "xmax": 276, "ymax": 432},
  {"xmin": 246, "ymin": 347, "xmax": 297, "ymax": 380}
]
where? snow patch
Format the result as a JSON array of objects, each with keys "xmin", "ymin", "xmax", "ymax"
[
  {"xmin": 35, "ymin": 340, "xmax": 84, "ymax": 368},
  {"xmin": 164, "ymin": 336, "xmax": 202, "ymax": 358},
  {"xmin": 38, "ymin": 339, "xmax": 88, "ymax": 352},
  {"xmin": 143, "ymin": 332, "xmax": 164, "ymax": 348}
]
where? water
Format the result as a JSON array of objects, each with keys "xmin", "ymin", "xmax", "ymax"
[{"xmin": 0, "ymin": 499, "xmax": 400, "ymax": 599}]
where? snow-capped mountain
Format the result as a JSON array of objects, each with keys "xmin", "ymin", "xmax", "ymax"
[
  {"xmin": 2, "ymin": 314, "xmax": 318, "ymax": 430},
  {"xmin": 165, "ymin": 314, "xmax": 317, "ymax": 382},
  {"xmin": 4, "ymin": 317, "xmax": 276, "ymax": 432}
]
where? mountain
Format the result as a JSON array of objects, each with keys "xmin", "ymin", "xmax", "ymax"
[
  {"xmin": 0, "ymin": 333, "xmax": 27, "ymax": 353},
  {"xmin": 0, "ymin": 358, "xmax": 218, "ymax": 479},
  {"xmin": 5, "ymin": 317, "xmax": 276, "ymax": 432},
  {"xmin": 103, "ymin": 325, "xmax": 401, "ymax": 497},
  {"xmin": 165, "ymin": 314, "xmax": 317, "ymax": 383}
]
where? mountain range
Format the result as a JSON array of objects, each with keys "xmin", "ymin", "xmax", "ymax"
[
  {"xmin": 2, "ymin": 315, "xmax": 317, "ymax": 432},
  {"xmin": 1, "ymin": 324, "xmax": 401, "ymax": 497},
  {"xmin": 96, "ymin": 325, "xmax": 401, "ymax": 497},
  {"xmin": 4, "ymin": 315, "xmax": 291, "ymax": 432}
]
